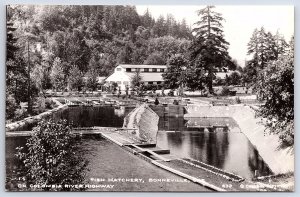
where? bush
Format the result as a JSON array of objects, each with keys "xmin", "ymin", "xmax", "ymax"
[
  {"xmin": 168, "ymin": 90, "xmax": 174, "ymax": 96},
  {"xmin": 35, "ymin": 97, "xmax": 46, "ymax": 114},
  {"xmin": 173, "ymin": 99, "xmax": 179, "ymax": 105},
  {"xmin": 45, "ymin": 98, "xmax": 57, "ymax": 109},
  {"xmin": 14, "ymin": 107, "xmax": 28, "ymax": 121},
  {"xmin": 220, "ymin": 86, "xmax": 231, "ymax": 96},
  {"xmin": 154, "ymin": 98, "xmax": 159, "ymax": 105},
  {"xmin": 6, "ymin": 94, "xmax": 17, "ymax": 120},
  {"xmin": 16, "ymin": 119, "xmax": 89, "ymax": 191},
  {"xmin": 235, "ymin": 97, "xmax": 241, "ymax": 104}
]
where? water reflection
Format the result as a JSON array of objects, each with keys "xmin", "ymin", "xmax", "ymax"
[
  {"xmin": 53, "ymin": 106, "xmax": 135, "ymax": 128},
  {"xmin": 7, "ymin": 106, "xmax": 273, "ymax": 180},
  {"xmin": 158, "ymin": 116, "xmax": 238, "ymax": 131},
  {"xmin": 248, "ymin": 147, "xmax": 273, "ymax": 177},
  {"xmin": 156, "ymin": 116, "xmax": 273, "ymax": 180}
]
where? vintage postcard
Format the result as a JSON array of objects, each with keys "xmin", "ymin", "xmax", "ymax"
[{"xmin": 5, "ymin": 5, "xmax": 294, "ymax": 192}]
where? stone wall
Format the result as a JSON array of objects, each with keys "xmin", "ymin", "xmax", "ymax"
[{"xmin": 185, "ymin": 104, "xmax": 294, "ymax": 175}]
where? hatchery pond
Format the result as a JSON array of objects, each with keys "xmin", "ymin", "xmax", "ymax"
[{"xmin": 6, "ymin": 105, "xmax": 272, "ymax": 190}]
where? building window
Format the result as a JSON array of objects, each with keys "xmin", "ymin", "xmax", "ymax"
[
  {"xmin": 157, "ymin": 81, "xmax": 161, "ymax": 84},
  {"xmin": 116, "ymin": 68, "xmax": 121, "ymax": 71},
  {"xmin": 148, "ymin": 82, "xmax": 153, "ymax": 85},
  {"xmin": 160, "ymin": 68, "xmax": 165, "ymax": 72},
  {"xmin": 126, "ymin": 68, "xmax": 131, "ymax": 72},
  {"xmin": 144, "ymin": 68, "xmax": 149, "ymax": 72},
  {"xmin": 152, "ymin": 68, "xmax": 157, "ymax": 72},
  {"xmin": 117, "ymin": 81, "xmax": 121, "ymax": 84}
]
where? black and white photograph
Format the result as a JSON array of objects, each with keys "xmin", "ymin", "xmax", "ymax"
[{"xmin": 5, "ymin": 4, "xmax": 294, "ymax": 192}]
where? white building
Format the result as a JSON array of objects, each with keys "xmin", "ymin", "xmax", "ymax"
[{"xmin": 105, "ymin": 64, "xmax": 167, "ymax": 90}]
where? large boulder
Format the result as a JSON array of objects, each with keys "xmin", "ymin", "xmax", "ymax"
[{"xmin": 123, "ymin": 104, "xmax": 159, "ymax": 144}]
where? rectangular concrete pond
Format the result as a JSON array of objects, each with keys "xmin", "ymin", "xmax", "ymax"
[
  {"xmin": 6, "ymin": 134, "xmax": 211, "ymax": 192},
  {"xmin": 6, "ymin": 105, "xmax": 275, "ymax": 191}
]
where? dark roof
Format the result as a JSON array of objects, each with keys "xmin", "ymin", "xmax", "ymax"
[{"xmin": 119, "ymin": 64, "xmax": 167, "ymax": 69}]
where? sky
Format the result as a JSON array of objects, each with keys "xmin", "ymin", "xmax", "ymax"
[{"xmin": 136, "ymin": 6, "xmax": 294, "ymax": 67}]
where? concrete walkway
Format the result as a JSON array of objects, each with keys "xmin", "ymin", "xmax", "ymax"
[
  {"xmin": 91, "ymin": 128, "xmax": 284, "ymax": 191},
  {"xmin": 6, "ymin": 127, "xmax": 289, "ymax": 191}
]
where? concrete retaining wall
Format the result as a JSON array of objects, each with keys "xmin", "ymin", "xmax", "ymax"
[
  {"xmin": 6, "ymin": 105, "xmax": 68, "ymax": 132},
  {"xmin": 185, "ymin": 104, "xmax": 294, "ymax": 175},
  {"xmin": 185, "ymin": 104, "xmax": 241, "ymax": 117},
  {"xmin": 150, "ymin": 105, "xmax": 185, "ymax": 117},
  {"xmin": 123, "ymin": 104, "xmax": 159, "ymax": 144}
]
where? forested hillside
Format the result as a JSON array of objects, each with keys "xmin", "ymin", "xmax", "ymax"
[
  {"xmin": 8, "ymin": 5, "xmax": 191, "ymax": 76},
  {"xmin": 6, "ymin": 5, "xmax": 191, "ymax": 115}
]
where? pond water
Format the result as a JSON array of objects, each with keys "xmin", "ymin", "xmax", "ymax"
[
  {"xmin": 157, "ymin": 116, "xmax": 272, "ymax": 179},
  {"xmin": 52, "ymin": 106, "xmax": 136, "ymax": 128},
  {"xmin": 6, "ymin": 105, "xmax": 272, "ymax": 188},
  {"xmin": 6, "ymin": 135, "xmax": 210, "ymax": 191}
]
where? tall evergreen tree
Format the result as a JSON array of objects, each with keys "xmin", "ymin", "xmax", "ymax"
[
  {"xmin": 188, "ymin": 6, "xmax": 234, "ymax": 93},
  {"xmin": 152, "ymin": 15, "xmax": 168, "ymax": 37},
  {"xmin": 245, "ymin": 27, "xmax": 288, "ymax": 85},
  {"xmin": 6, "ymin": 19, "xmax": 24, "ymax": 119},
  {"xmin": 140, "ymin": 8, "xmax": 154, "ymax": 28},
  {"xmin": 247, "ymin": 27, "xmax": 279, "ymax": 69},
  {"xmin": 274, "ymin": 30, "xmax": 288, "ymax": 59},
  {"xmin": 50, "ymin": 57, "xmax": 65, "ymax": 92},
  {"xmin": 68, "ymin": 65, "xmax": 83, "ymax": 91}
]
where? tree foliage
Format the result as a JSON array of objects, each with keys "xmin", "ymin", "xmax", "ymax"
[
  {"xmin": 130, "ymin": 69, "xmax": 143, "ymax": 88},
  {"xmin": 244, "ymin": 27, "xmax": 289, "ymax": 85},
  {"xmin": 7, "ymin": 5, "xmax": 193, "ymax": 100},
  {"xmin": 16, "ymin": 119, "xmax": 89, "ymax": 191},
  {"xmin": 255, "ymin": 37, "xmax": 294, "ymax": 148},
  {"xmin": 50, "ymin": 57, "xmax": 64, "ymax": 91},
  {"xmin": 6, "ymin": 17, "xmax": 30, "ymax": 119},
  {"xmin": 144, "ymin": 52, "xmax": 165, "ymax": 65},
  {"xmin": 85, "ymin": 67, "xmax": 98, "ymax": 91},
  {"xmin": 188, "ymin": 6, "xmax": 235, "ymax": 93},
  {"xmin": 163, "ymin": 54, "xmax": 188, "ymax": 89},
  {"xmin": 226, "ymin": 71, "xmax": 242, "ymax": 86},
  {"xmin": 68, "ymin": 65, "xmax": 83, "ymax": 91},
  {"xmin": 31, "ymin": 62, "xmax": 51, "ymax": 97}
]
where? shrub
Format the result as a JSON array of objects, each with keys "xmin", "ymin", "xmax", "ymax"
[
  {"xmin": 154, "ymin": 98, "xmax": 159, "ymax": 105},
  {"xmin": 45, "ymin": 98, "xmax": 57, "ymax": 109},
  {"xmin": 173, "ymin": 99, "xmax": 179, "ymax": 105},
  {"xmin": 16, "ymin": 119, "xmax": 89, "ymax": 191},
  {"xmin": 220, "ymin": 86, "xmax": 231, "ymax": 96},
  {"xmin": 235, "ymin": 97, "xmax": 242, "ymax": 104},
  {"xmin": 168, "ymin": 89, "xmax": 174, "ymax": 96},
  {"xmin": 14, "ymin": 107, "xmax": 28, "ymax": 121},
  {"xmin": 35, "ymin": 97, "xmax": 46, "ymax": 114},
  {"xmin": 6, "ymin": 94, "xmax": 17, "ymax": 120}
]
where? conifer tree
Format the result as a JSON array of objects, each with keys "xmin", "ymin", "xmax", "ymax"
[
  {"xmin": 50, "ymin": 57, "xmax": 65, "ymax": 92},
  {"xmin": 188, "ymin": 6, "xmax": 234, "ymax": 93}
]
